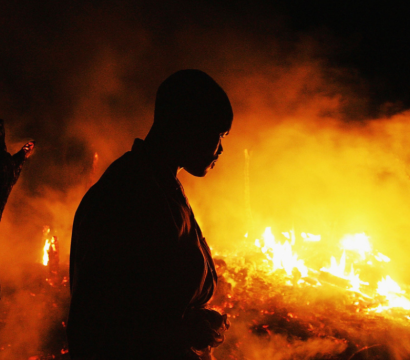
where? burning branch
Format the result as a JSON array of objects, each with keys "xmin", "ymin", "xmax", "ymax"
[{"xmin": 0, "ymin": 119, "xmax": 35, "ymax": 220}]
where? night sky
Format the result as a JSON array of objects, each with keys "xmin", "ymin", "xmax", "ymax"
[{"xmin": 2, "ymin": 2, "xmax": 409, "ymax": 124}]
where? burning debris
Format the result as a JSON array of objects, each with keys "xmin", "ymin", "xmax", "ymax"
[
  {"xmin": 250, "ymin": 227, "xmax": 410, "ymax": 313},
  {"xmin": 0, "ymin": 119, "xmax": 35, "ymax": 221},
  {"xmin": 3, "ymin": 224, "xmax": 410, "ymax": 359},
  {"xmin": 209, "ymin": 227, "xmax": 410, "ymax": 360}
]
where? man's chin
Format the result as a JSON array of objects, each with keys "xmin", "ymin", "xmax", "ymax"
[{"xmin": 184, "ymin": 164, "xmax": 212, "ymax": 177}]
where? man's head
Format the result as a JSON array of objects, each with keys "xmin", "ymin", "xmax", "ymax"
[{"xmin": 152, "ymin": 69, "xmax": 233, "ymax": 177}]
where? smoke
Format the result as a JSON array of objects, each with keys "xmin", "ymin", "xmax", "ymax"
[
  {"xmin": 187, "ymin": 69, "xmax": 410, "ymax": 284},
  {"xmin": 215, "ymin": 321, "xmax": 347, "ymax": 360},
  {"xmin": 1, "ymin": 1, "xmax": 410, "ymax": 358},
  {"xmin": 188, "ymin": 80, "xmax": 410, "ymax": 289}
]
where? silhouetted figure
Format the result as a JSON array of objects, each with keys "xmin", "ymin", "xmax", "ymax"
[
  {"xmin": 68, "ymin": 70, "xmax": 233, "ymax": 360},
  {"xmin": 0, "ymin": 119, "xmax": 34, "ymax": 221}
]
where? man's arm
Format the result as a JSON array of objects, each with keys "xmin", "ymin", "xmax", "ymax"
[{"xmin": 0, "ymin": 119, "xmax": 34, "ymax": 220}]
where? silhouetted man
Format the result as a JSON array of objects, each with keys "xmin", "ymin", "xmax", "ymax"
[{"xmin": 67, "ymin": 70, "xmax": 233, "ymax": 360}]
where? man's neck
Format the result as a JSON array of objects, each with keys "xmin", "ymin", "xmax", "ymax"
[{"xmin": 144, "ymin": 130, "xmax": 181, "ymax": 178}]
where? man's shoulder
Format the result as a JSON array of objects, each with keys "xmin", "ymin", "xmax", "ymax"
[
  {"xmin": 82, "ymin": 146, "xmax": 167, "ymax": 210},
  {"xmin": 97, "ymin": 147, "xmax": 154, "ymax": 194}
]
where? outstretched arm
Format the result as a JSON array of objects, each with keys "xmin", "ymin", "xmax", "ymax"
[{"xmin": 0, "ymin": 119, "xmax": 35, "ymax": 220}]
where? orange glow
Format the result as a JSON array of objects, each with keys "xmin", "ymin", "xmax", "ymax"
[
  {"xmin": 250, "ymin": 226, "xmax": 410, "ymax": 314},
  {"xmin": 374, "ymin": 276, "xmax": 410, "ymax": 311},
  {"xmin": 41, "ymin": 226, "xmax": 58, "ymax": 267},
  {"xmin": 42, "ymin": 226, "xmax": 51, "ymax": 266},
  {"xmin": 42, "ymin": 239, "xmax": 51, "ymax": 266},
  {"xmin": 256, "ymin": 227, "xmax": 308, "ymax": 278},
  {"xmin": 340, "ymin": 233, "xmax": 372, "ymax": 259}
]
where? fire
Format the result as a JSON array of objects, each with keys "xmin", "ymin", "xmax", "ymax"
[
  {"xmin": 252, "ymin": 226, "xmax": 410, "ymax": 314},
  {"xmin": 255, "ymin": 227, "xmax": 308, "ymax": 278},
  {"xmin": 43, "ymin": 239, "xmax": 51, "ymax": 266},
  {"xmin": 42, "ymin": 225, "xmax": 51, "ymax": 266},
  {"xmin": 301, "ymin": 232, "xmax": 321, "ymax": 242},
  {"xmin": 42, "ymin": 236, "xmax": 58, "ymax": 267},
  {"xmin": 41, "ymin": 226, "xmax": 60, "ymax": 285},
  {"xmin": 340, "ymin": 233, "xmax": 371, "ymax": 260},
  {"xmin": 321, "ymin": 252, "xmax": 368, "ymax": 292},
  {"xmin": 374, "ymin": 275, "xmax": 410, "ymax": 311}
]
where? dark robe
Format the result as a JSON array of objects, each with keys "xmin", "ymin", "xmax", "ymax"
[{"xmin": 67, "ymin": 139, "xmax": 217, "ymax": 359}]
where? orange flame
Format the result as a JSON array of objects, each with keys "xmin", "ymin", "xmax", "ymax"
[
  {"xmin": 43, "ymin": 239, "xmax": 51, "ymax": 266},
  {"xmin": 256, "ymin": 227, "xmax": 308, "ymax": 278},
  {"xmin": 252, "ymin": 226, "xmax": 410, "ymax": 314}
]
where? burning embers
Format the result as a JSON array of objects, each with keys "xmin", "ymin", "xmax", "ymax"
[
  {"xmin": 209, "ymin": 226, "xmax": 410, "ymax": 359},
  {"xmin": 253, "ymin": 227, "xmax": 410, "ymax": 314}
]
